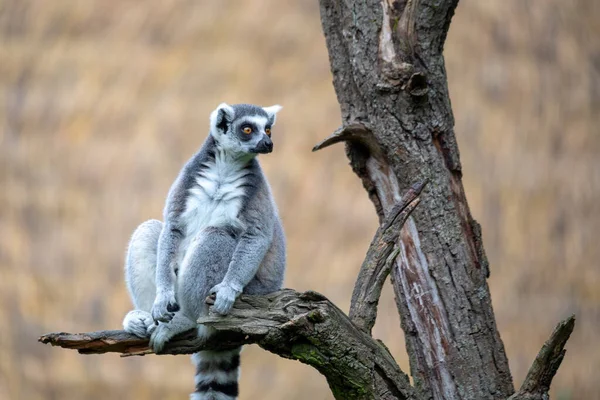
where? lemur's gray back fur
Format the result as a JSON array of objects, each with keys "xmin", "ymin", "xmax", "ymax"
[{"xmin": 122, "ymin": 103, "xmax": 285, "ymax": 400}]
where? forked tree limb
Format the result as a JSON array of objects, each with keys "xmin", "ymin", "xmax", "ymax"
[
  {"xmin": 41, "ymin": 290, "xmax": 417, "ymax": 400},
  {"xmin": 508, "ymin": 315, "xmax": 576, "ymax": 400},
  {"xmin": 38, "ymin": 312, "xmax": 577, "ymax": 400}
]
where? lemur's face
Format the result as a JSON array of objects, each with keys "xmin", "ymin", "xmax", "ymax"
[{"xmin": 210, "ymin": 103, "xmax": 282, "ymax": 156}]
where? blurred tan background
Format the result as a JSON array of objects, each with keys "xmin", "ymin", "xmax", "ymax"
[{"xmin": 1, "ymin": 0, "xmax": 598, "ymax": 399}]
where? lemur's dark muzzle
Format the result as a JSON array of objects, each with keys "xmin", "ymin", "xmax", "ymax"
[{"xmin": 255, "ymin": 136, "xmax": 273, "ymax": 154}]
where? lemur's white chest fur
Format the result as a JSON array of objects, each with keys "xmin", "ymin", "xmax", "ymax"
[{"xmin": 179, "ymin": 150, "xmax": 250, "ymax": 259}]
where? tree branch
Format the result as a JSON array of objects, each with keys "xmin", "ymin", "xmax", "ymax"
[
  {"xmin": 508, "ymin": 315, "xmax": 576, "ymax": 400},
  {"xmin": 39, "ymin": 328, "xmax": 249, "ymax": 357},
  {"xmin": 349, "ymin": 180, "xmax": 427, "ymax": 334},
  {"xmin": 312, "ymin": 123, "xmax": 373, "ymax": 152},
  {"xmin": 40, "ymin": 289, "xmax": 417, "ymax": 400}
]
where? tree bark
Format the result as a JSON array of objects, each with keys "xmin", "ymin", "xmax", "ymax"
[
  {"xmin": 316, "ymin": 0, "xmax": 514, "ymax": 398},
  {"xmin": 508, "ymin": 316, "xmax": 575, "ymax": 400},
  {"xmin": 39, "ymin": 305, "xmax": 574, "ymax": 400},
  {"xmin": 41, "ymin": 290, "xmax": 417, "ymax": 400}
]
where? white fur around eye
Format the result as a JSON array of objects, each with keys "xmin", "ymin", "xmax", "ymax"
[{"xmin": 241, "ymin": 116, "xmax": 268, "ymax": 131}]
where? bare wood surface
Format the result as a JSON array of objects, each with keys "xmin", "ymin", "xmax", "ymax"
[
  {"xmin": 40, "ymin": 290, "xmax": 417, "ymax": 400},
  {"xmin": 40, "ymin": 330, "xmax": 151, "ymax": 355},
  {"xmin": 349, "ymin": 180, "xmax": 426, "ymax": 334},
  {"xmin": 39, "ymin": 328, "xmax": 247, "ymax": 356},
  {"xmin": 508, "ymin": 315, "xmax": 576, "ymax": 400}
]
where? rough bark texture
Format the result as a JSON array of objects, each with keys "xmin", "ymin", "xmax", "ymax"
[
  {"xmin": 41, "ymin": 290, "xmax": 417, "ymax": 400},
  {"xmin": 317, "ymin": 0, "xmax": 514, "ymax": 398},
  {"xmin": 508, "ymin": 316, "xmax": 576, "ymax": 400},
  {"xmin": 39, "ymin": 309, "xmax": 575, "ymax": 400}
]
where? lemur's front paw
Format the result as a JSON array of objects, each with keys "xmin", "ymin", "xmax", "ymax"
[
  {"xmin": 151, "ymin": 291, "xmax": 179, "ymax": 323},
  {"xmin": 123, "ymin": 310, "xmax": 155, "ymax": 338},
  {"xmin": 208, "ymin": 282, "xmax": 241, "ymax": 315}
]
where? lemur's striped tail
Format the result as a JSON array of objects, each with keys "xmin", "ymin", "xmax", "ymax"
[{"xmin": 190, "ymin": 348, "xmax": 241, "ymax": 400}]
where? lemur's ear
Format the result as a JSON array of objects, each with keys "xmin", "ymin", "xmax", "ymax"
[
  {"xmin": 210, "ymin": 103, "xmax": 235, "ymax": 135},
  {"xmin": 263, "ymin": 105, "xmax": 283, "ymax": 125}
]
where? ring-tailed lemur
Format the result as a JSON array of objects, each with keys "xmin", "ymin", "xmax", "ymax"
[{"xmin": 122, "ymin": 103, "xmax": 286, "ymax": 400}]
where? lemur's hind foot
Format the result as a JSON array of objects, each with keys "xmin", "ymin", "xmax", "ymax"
[
  {"xmin": 149, "ymin": 313, "xmax": 197, "ymax": 353},
  {"xmin": 123, "ymin": 309, "xmax": 156, "ymax": 338}
]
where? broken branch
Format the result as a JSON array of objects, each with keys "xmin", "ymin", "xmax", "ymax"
[
  {"xmin": 349, "ymin": 180, "xmax": 427, "ymax": 334},
  {"xmin": 312, "ymin": 123, "xmax": 372, "ymax": 152},
  {"xmin": 508, "ymin": 315, "xmax": 576, "ymax": 400}
]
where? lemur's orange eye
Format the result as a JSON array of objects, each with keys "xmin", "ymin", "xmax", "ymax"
[
  {"xmin": 265, "ymin": 128, "xmax": 271, "ymax": 136},
  {"xmin": 242, "ymin": 126, "xmax": 252, "ymax": 134}
]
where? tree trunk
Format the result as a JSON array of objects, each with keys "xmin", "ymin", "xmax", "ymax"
[{"xmin": 316, "ymin": 0, "xmax": 513, "ymax": 398}]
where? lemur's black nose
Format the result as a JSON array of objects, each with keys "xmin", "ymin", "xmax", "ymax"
[
  {"xmin": 256, "ymin": 136, "xmax": 273, "ymax": 154},
  {"xmin": 264, "ymin": 137, "xmax": 273, "ymax": 152}
]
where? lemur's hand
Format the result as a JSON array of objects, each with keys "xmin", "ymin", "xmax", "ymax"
[
  {"xmin": 151, "ymin": 291, "xmax": 179, "ymax": 323},
  {"xmin": 208, "ymin": 282, "xmax": 241, "ymax": 315}
]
